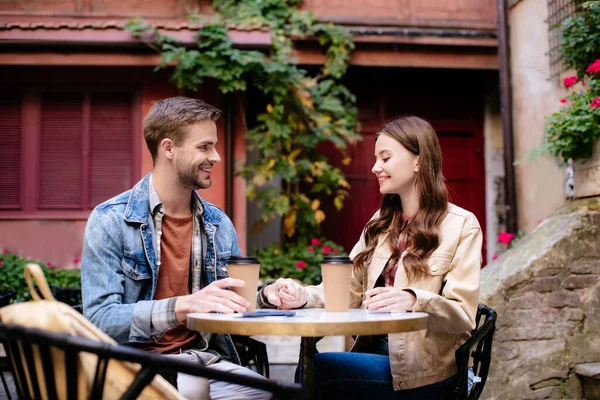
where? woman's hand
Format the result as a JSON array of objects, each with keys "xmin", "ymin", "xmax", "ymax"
[
  {"xmin": 262, "ymin": 278, "xmax": 307, "ymax": 309},
  {"xmin": 363, "ymin": 287, "xmax": 416, "ymax": 311}
]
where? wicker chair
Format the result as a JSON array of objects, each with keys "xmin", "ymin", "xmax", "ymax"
[{"xmin": 0, "ymin": 322, "xmax": 302, "ymax": 400}]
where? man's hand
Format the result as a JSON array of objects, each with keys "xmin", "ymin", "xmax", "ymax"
[
  {"xmin": 175, "ymin": 278, "xmax": 249, "ymax": 322},
  {"xmin": 262, "ymin": 278, "xmax": 307, "ymax": 309},
  {"xmin": 363, "ymin": 287, "xmax": 416, "ymax": 312}
]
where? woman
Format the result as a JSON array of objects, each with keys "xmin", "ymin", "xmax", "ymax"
[{"xmin": 260, "ymin": 115, "xmax": 482, "ymax": 399}]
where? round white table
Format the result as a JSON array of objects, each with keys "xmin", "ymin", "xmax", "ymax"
[
  {"xmin": 187, "ymin": 308, "xmax": 428, "ymax": 336},
  {"xmin": 188, "ymin": 309, "xmax": 428, "ymax": 398}
]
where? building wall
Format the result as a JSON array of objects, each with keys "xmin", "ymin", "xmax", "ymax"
[
  {"xmin": 302, "ymin": 0, "xmax": 496, "ymax": 27},
  {"xmin": 0, "ymin": 0, "xmax": 495, "ymax": 27},
  {"xmin": 510, "ymin": 0, "xmax": 567, "ymax": 232},
  {"xmin": 0, "ymin": 66, "xmax": 231, "ymax": 266},
  {"xmin": 484, "ymin": 85, "xmax": 506, "ymax": 262}
]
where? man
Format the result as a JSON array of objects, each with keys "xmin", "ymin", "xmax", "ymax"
[{"xmin": 82, "ymin": 97, "xmax": 270, "ymax": 400}]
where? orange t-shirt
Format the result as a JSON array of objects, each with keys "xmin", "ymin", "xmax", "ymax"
[{"xmin": 137, "ymin": 213, "xmax": 199, "ymax": 354}]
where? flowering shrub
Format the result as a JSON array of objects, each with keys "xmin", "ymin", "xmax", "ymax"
[
  {"xmin": 492, "ymin": 230, "xmax": 527, "ymax": 260},
  {"xmin": 535, "ymin": 2, "xmax": 600, "ymax": 164},
  {"xmin": 257, "ymin": 238, "xmax": 345, "ymax": 285},
  {"xmin": 0, "ymin": 251, "xmax": 81, "ymax": 303}
]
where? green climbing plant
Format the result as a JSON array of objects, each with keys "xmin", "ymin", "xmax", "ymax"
[{"xmin": 124, "ymin": 0, "xmax": 359, "ymax": 283}]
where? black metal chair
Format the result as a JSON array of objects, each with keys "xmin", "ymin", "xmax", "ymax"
[
  {"xmin": 231, "ymin": 334, "xmax": 270, "ymax": 378},
  {"xmin": 451, "ymin": 304, "xmax": 497, "ymax": 400},
  {"xmin": 0, "ymin": 322, "xmax": 302, "ymax": 400}
]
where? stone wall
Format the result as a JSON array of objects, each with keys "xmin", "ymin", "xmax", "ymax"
[{"xmin": 481, "ymin": 198, "xmax": 600, "ymax": 399}]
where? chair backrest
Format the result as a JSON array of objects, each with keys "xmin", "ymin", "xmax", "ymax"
[
  {"xmin": 0, "ymin": 322, "xmax": 303, "ymax": 400},
  {"xmin": 452, "ymin": 304, "xmax": 497, "ymax": 400}
]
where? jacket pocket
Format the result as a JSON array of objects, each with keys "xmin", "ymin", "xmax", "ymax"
[
  {"xmin": 216, "ymin": 252, "xmax": 231, "ymax": 279},
  {"xmin": 426, "ymin": 256, "xmax": 452, "ymax": 276},
  {"xmin": 121, "ymin": 255, "xmax": 152, "ymax": 281}
]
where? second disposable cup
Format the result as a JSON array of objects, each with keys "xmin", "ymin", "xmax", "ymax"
[
  {"xmin": 227, "ymin": 256, "xmax": 260, "ymax": 312},
  {"xmin": 321, "ymin": 256, "xmax": 353, "ymax": 312}
]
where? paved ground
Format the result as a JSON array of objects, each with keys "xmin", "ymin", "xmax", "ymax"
[
  {"xmin": 268, "ymin": 363, "xmax": 297, "ymax": 382},
  {"xmin": 1, "ymin": 372, "xmax": 15, "ymax": 400}
]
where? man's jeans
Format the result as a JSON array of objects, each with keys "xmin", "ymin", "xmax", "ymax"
[{"xmin": 314, "ymin": 352, "xmax": 456, "ymax": 400}]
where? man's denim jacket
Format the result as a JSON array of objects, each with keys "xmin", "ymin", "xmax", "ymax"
[{"xmin": 81, "ymin": 173, "xmax": 242, "ymax": 363}]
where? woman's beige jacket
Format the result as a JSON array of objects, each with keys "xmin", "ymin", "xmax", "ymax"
[{"xmin": 305, "ymin": 203, "xmax": 482, "ymax": 391}]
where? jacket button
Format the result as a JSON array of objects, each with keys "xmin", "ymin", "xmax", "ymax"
[
  {"xmin": 431, "ymin": 265, "xmax": 438, "ymax": 272},
  {"xmin": 222, "ymin": 267, "xmax": 228, "ymax": 272},
  {"xmin": 395, "ymin": 353, "xmax": 404, "ymax": 360},
  {"xmin": 399, "ymin": 383, "xmax": 406, "ymax": 389}
]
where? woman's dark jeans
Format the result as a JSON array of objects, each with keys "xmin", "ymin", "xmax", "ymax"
[{"xmin": 314, "ymin": 352, "xmax": 456, "ymax": 400}]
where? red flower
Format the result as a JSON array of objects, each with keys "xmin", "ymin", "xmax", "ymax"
[
  {"xmin": 586, "ymin": 59, "xmax": 600, "ymax": 75},
  {"xmin": 590, "ymin": 97, "xmax": 600, "ymax": 109},
  {"xmin": 310, "ymin": 238, "xmax": 321, "ymax": 246},
  {"xmin": 296, "ymin": 260, "xmax": 307, "ymax": 269},
  {"xmin": 497, "ymin": 232, "xmax": 515, "ymax": 245},
  {"xmin": 47, "ymin": 262, "xmax": 53, "ymax": 268},
  {"xmin": 73, "ymin": 258, "xmax": 81, "ymax": 264},
  {"xmin": 307, "ymin": 246, "xmax": 314, "ymax": 253},
  {"xmin": 492, "ymin": 253, "xmax": 498, "ymax": 261},
  {"xmin": 560, "ymin": 98, "xmax": 567, "ymax": 104},
  {"xmin": 333, "ymin": 249, "xmax": 339, "ymax": 255},
  {"xmin": 563, "ymin": 76, "xmax": 579, "ymax": 88},
  {"xmin": 322, "ymin": 246, "xmax": 332, "ymax": 255},
  {"xmin": 0, "ymin": 261, "xmax": 3, "ymax": 266},
  {"xmin": 2, "ymin": 250, "xmax": 6, "ymax": 254}
]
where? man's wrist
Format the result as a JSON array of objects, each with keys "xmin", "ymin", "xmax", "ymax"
[{"xmin": 174, "ymin": 295, "xmax": 188, "ymax": 322}]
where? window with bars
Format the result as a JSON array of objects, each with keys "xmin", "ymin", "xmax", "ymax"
[
  {"xmin": 547, "ymin": 0, "xmax": 585, "ymax": 80},
  {"xmin": 0, "ymin": 89, "xmax": 139, "ymax": 216}
]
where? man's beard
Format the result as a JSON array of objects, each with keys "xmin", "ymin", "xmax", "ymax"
[{"xmin": 177, "ymin": 162, "xmax": 212, "ymax": 190}]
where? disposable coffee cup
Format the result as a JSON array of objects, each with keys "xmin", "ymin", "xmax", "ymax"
[
  {"xmin": 321, "ymin": 256, "xmax": 352, "ymax": 312},
  {"xmin": 227, "ymin": 256, "xmax": 260, "ymax": 312}
]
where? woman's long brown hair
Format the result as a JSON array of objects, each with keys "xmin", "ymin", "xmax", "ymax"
[{"xmin": 353, "ymin": 115, "xmax": 449, "ymax": 283}]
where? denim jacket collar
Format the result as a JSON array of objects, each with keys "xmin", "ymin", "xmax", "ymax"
[{"xmin": 123, "ymin": 173, "xmax": 224, "ymax": 226}]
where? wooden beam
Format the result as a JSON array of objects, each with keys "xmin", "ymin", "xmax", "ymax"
[{"xmin": 296, "ymin": 47, "xmax": 499, "ymax": 70}]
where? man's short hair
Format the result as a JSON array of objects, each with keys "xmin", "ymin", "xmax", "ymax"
[{"xmin": 143, "ymin": 97, "xmax": 221, "ymax": 161}]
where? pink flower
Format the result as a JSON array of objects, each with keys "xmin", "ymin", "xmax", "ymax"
[
  {"xmin": 47, "ymin": 262, "xmax": 53, "ymax": 268},
  {"xmin": 322, "ymin": 246, "xmax": 332, "ymax": 255},
  {"xmin": 497, "ymin": 232, "xmax": 515, "ymax": 245},
  {"xmin": 586, "ymin": 59, "xmax": 600, "ymax": 75},
  {"xmin": 310, "ymin": 238, "xmax": 321, "ymax": 246},
  {"xmin": 560, "ymin": 98, "xmax": 567, "ymax": 104},
  {"xmin": 73, "ymin": 258, "xmax": 80, "ymax": 264},
  {"xmin": 492, "ymin": 253, "xmax": 498, "ymax": 261},
  {"xmin": 307, "ymin": 246, "xmax": 314, "ymax": 253},
  {"xmin": 2, "ymin": 250, "xmax": 6, "ymax": 254},
  {"xmin": 333, "ymin": 249, "xmax": 339, "ymax": 255},
  {"xmin": 0, "ymin": 261, "xmax": 3, "ymax": 266},
  {"xmin": 563, "ymin": 76, "xmax": 579, "ymax": 88},
  {"xmin": 590, "ymin": 97, "xmax": 600, "ymax": 109},
  {"xmin": 296, "ymin": 260, "xmax": 307, "ymax": 269}
]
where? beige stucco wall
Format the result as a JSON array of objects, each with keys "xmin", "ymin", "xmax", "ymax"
[
  {"xmin": 510, "ymin": 0, "xmax": 567, "ymax": 232},
  {"xmin": 484, "ymin": 89, "xmax": 506, "ymax": 262}
]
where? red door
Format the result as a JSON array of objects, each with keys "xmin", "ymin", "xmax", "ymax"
[{"xmin": 319, "ymin": 68, "xmax": 487, "ymax": 259}]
